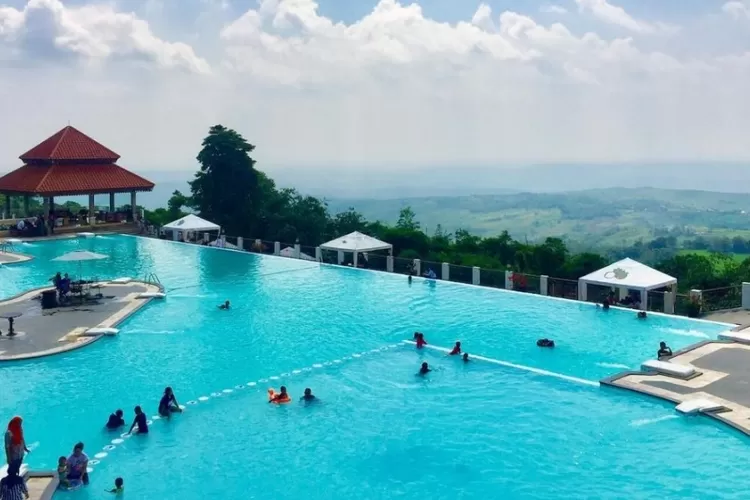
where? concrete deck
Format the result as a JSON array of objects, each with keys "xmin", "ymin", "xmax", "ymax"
[
  {"xmin": 26, "ymin": 471, "xmax": 58, "ymax": 500},
  {"xmin": 602, "ymin": 336, "xmax": 750, "ymax": 436},
  {"xmin": 704, "ymin": 309, "xmax": 750, "ymax": 326},
  {"xmin": 0, "ymin": 281, "xmax": 162, "ymax": 361},
  {"xmin": 0, "ymin": 249, "xmax": 33, "ymax": 265}
]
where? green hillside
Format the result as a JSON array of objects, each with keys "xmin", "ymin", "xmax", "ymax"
[{"xmin": 326, "ymin": 188, "xmax": 750, "ymax": 249}]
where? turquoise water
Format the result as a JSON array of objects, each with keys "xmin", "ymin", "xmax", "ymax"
[{"xmin": 0, "ymin": 236, "xmax": 744, "ymax": 499}]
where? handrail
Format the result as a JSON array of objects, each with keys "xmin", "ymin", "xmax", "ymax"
[{"xmin": 143, "ymin": 272, "xmax": 161, "ymax": 285}]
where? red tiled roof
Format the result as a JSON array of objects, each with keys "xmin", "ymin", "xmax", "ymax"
[
  {"xmin": 19, "ymin": 126, "xmax": 120, "ymax": 162},
  {"xmin": 0, "ymin": 164, "xmax": 154, "ymax": 196}
]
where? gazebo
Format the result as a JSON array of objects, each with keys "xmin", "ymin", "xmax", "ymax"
[
  {"xmin": 0, "ymin": 126, "xmax": 154, "ymax": 232},
  {"xmin": 320, "ymin": 231, "xmax": 392, "ymax": 267},
  {"xmin": 163, "ymin": 214, "xmax": 220, "ymax": 241},
  {"xmin": 578, "ymin": 257, "xmax": 677, "ymax": 311}
]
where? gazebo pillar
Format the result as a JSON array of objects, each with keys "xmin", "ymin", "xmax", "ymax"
[
  {"xmin": 23, "ymin": 195, "xmax": 29, "ymax": 216},
  {"xmin": 3, "ymin": 195, "xmax": 9, "ymax": 219},
  {"xmin": 109, "ymin": 193, "xmax": 115, "ymax": 213},
  {"xmin": 640, "ymin": 288, "xmax": 648, "ymax": 311},
  {"xmin": 88, "ymin": 194, "xmax": 95, "ymax": 225},
  {"xmin": 130, "ymin": 191, "xmax": 137, "ymax": 221}
]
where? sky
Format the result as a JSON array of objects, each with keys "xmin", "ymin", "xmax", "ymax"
[{"xmin": 1, "ymin": 0, "xmax": 750, "ymax": 185}]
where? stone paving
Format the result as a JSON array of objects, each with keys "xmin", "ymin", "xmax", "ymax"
[
  {"xmin": 602, "ymin": 340, "xmax": 750, "ymax": 435},
  {"xmin": 0, "ymin": 281, "xmax": 161, "ymax": 361}
]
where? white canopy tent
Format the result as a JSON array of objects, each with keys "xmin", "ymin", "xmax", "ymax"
[
  {"xmin": 320, "ymin": 231, "xmax": 392, "ymax": 267},
  {"xmin": 163, "ymin": 214, "xmax": 220, "ymax": 241},
  {"xmin": 578, "ymin": 257, "xmax": 677, "ymax": 310}
]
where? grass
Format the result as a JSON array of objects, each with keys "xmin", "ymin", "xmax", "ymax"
[{"xmin": 677, "ymin": 250, "xmax": 750, "ymax": 271}]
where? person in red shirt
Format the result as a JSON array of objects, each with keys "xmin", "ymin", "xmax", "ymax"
[
  {"xmin": 414, "ymin": 332, "xmax": 427, "ymax": 348},
  {"xmin": 449, "ymin": 341, "xmax": 461, "ymax": 355}
]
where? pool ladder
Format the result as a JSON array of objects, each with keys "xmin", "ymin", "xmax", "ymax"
[{"xmin": 143, "ymin": 272, "xmax": 162, "ymax": 286}]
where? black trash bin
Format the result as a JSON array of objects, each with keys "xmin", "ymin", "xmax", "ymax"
[{"xmin": 41, "ymin": 290, "xmax": 58, "ymax": 309}]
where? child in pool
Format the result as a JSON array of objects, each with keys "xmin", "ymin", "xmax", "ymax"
[
  {"xmin": 107, "ymin": 477, "xmax": 124, "ymax": 495},
  {"xmin": 57, "ymin": 456, "xmax": 69, "ymax": 489}
]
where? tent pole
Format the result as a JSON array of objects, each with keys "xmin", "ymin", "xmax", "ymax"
[{"xmin": 641, "ymin": 287, "xmax": 648, "ymax": 311}]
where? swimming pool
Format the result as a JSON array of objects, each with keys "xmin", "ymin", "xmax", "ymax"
[{"xmin": 0, "ymin": 235, "xmax": 744, "ymax": 499}]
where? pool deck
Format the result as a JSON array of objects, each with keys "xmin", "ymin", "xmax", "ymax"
[
  {"xmin": 602, "ymin": 326, "xmax": 750, "ymax": 436},
  {"xmin": 0, "ymin": 281, "xmax": 162, "ymax": 361}
]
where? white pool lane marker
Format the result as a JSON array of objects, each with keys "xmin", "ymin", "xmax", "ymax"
[
  {"xmin": 86, "ymin": 343, "xmax": 400, "ymax": 473},
  {"xmin": 401, "ymin": 340, "xmax": 599, "ymax": 387}
]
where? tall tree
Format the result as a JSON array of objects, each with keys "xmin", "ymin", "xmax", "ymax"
[
  {"xmin": 396, "ymin": 206, "xmax": 420, "ymax": 231},
  {"xmin": 190, "ymin": 125, "xmax": 260, "ymax": 235}
]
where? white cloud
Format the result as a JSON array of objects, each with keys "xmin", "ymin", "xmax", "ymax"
[
  {"xmin": 540, "ymin": 4, "xmax": 567, "ymax": 14},
  {"xmin": 723, "ymin": 1, "xmax": 750, "ymax": 20},
  {"xmin": 0, "ymin": 0, "xmax": 748, "ymax": 174},
  {"xmin": 0, "ymin": 0, "xmax": 209, "ymax": 73},
  {"xmin": 574, "ymin": 0, "xmax": 676, "ymax": 34}
]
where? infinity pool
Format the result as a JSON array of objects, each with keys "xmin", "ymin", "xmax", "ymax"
[{"xmin": 0, "ymin": 235, "xmax": 745, "ymax": 499}]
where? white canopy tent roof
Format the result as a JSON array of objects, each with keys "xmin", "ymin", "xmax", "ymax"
[
  {"xmin": 320, "ymin": 231, "xmax": 392, "ymax": 253},
  {"xmin": 578, "ymin": 258, "xmax": 677, "ymax": 310},
  {"xmin": 320, "ymin": 231, "xmax": 392, "ymax": 267},
  {"xmin": 280, "ymin": 246, "xmax": 316, "ymax": 261},
  {"xmin": 163, "ymin": 214, "xmax": 220, "ymax": 233}
]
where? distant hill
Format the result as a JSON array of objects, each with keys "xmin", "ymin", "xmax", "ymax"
[{"xmin": 326, "ymin": 188, "xmax": 750, "ymax": 249}]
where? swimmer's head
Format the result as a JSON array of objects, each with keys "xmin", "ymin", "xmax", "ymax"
[
  {"xmin": 115, "ymin": 409, "xmax": 123, "ymax": 417},
  {"xmin": 58, "ymin": 456, "xmax": 67, "ymax": 466},
  {"xmin": 660, "ymin": 341, "xmax": 667, "ymax": 348},
  {"xmin": 280, "ymin": 386, "xmax": 287, "ymax": 394},
  {"xmin": 115, "ymin": 478, "xmax": 123, "ymax": 488},
  {"xmin": 164, "ymin": 386, "xmax": 173, "ymax": 396},
  {"xmin": 304, "ymin": 388, "xmax": 312, "ymax": 396},
  {"xmin": 455, "ymin": 341, "xmax": 461, "ymax": 347},
  {"xmin": 134, "ymin": 405, "xmax": 142, "ymax": 414},
  {"xmin": 421, "ymin": 362, "xmax": 428, "ymax": 369},
  {"xmin": 73, "ymin": 442, "xmax": 84, "ymax": 455},
  {"xmin": 225, "ymin": 300, "xmax": 230, "ymax": 306},
  {"xmin": 462, "ymin": 353, "xmax": 469, "ymax": 361}
]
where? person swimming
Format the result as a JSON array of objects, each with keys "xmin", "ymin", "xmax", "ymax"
[
  {"xmin": 408, "ymin": 275, "xmax": 412, "ymax": 284},
  {"xmin": 418, "ymin": 362, "xmax": 431, "ymax": 375},
  {"xmin": 449, "ymin": 341, "xmax": 461, "ymax": 355},
  {"xmin": 158, "ymin": 387, "xmax": 183, "ymax": 418},
  {"xmin": 300, "ymin": 388, "xmax": 316, "ymax": 402},
  {"xmin": 105, "ymin": 410, "xmax": 125, "ymax": 430},
  {"xmin": 129, "ymin": 406, "xmax": 148, "ymax": 434},
  {"xmin": 415, "ymin": 332, "xmax": 427, "ymax": 348},
  {"xmin": 107, "ymin": 477, "xmax": 124, "ymax": 495},
  {"xmin": 536, "ymin": 338, "xmax": 555, "ymax": 348},
  {"xmin": 57, "ymin": 456, "xmax": 70, "ymax": 489},
  {"xmin": 637, "ymin": 311, "xmax": 647, "ymax": 319},
  {"xmin": 423, "ymin": 269, "xmax": 437, "ymax": 279},
  {"xmin": 218, "ymin": 300, "xmax": 230, "ymax": 310},
  {"xmin": 462, "ymin": 353, "xmax": 470, "ymax": 362},
  {"xmin": 269, "ymin": 386, "xmax": 291, "ymax": 403},
  {"xmin": 657, "ymin": 341, "xmax": 673, "ymax": 359}
]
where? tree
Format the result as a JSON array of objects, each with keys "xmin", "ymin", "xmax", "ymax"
[
  {"xmin": 396, "ymin": 206, "xmax": 420, "ymax": 231},
  {"xmin": 167, "ymin": 190, "xmax": 190, "ymax": 219},
  {"xmin": 190, "ymin": 125, "xmax": 260, "ymax": 236}
]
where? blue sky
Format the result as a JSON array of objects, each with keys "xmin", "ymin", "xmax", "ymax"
[{"xmin": 0, "ymin": 0, "xmax": 749, "ymax": 174}]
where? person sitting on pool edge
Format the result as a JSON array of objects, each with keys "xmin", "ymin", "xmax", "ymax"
[
  {"xmin": 536, "ymin": 338, "xmax": 555, "ymax": 348},
  {"xmin": 218, "ymin": 300, "xmax": 230, "ymax": 310},
  {"xmin": 449, "ymin": 341, "xmax": 461, "ymax": 355},
  {"xmin": 270, "ymin": 386, "xmax": 291, "ymax": 403},
  {"xmin": 657, "ymin": 341, "xmax": 673, "ymax": 359},
  {"xmin": 129, "ymin": 406, "xmax": 148, "ymax": 434},
  {"xmin": 159, "ymin": 387, "xmax": 183, "ymax": 418},
  {"xmin": 300, "ymin": 388, "xmax": 316, "ymax": 403},
  {"xmin": 105, "ymin": 410, "xmax": 125, "ymax": 430},
  {"xmin": 418, "ymin": 362, "xmax": 431, "ymax": 375}
]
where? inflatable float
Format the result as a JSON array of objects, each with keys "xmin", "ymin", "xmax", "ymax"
[{"xmin": 268, "ymin": 388, "xmax": 291, "ymax": 404}]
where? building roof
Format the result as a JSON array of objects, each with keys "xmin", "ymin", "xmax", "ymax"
[
  {"xmin": 320, "ymin": 231, "xmax": 392, "ymax": 253},
  {"xmin": 578, "ymin": 257, "xmax": 677, "ymax": 291},
  {"xmin": 0, "ymin": 163, "xmax": 154, "ymax": 196},
  {"xmin": 19, "ymin": 126, "xmax": 120, "ymax": 162}
]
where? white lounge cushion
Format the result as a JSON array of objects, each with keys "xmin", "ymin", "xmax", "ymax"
[
  {"xmin": 137, "ymin": 292, "xmax": 165, "ymax": 299},
  {"xmin": 84, "ymin": 327, "xmax": 119, "ymax": 336},
  {"xmin": 110, "ymin": 277, "xmax": 133, "ymax": 284},
  {"xmin": 641, "ymin": 359, "xmax": 696, "ymax": 378},
  {"xmin": 676, "ymin": 398, "xmax": 724, "ymax": 415},
  {"xmin": 718, "ymin": 331, "xmax": 750, "ymax": 344}
]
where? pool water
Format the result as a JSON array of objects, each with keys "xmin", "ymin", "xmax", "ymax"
[{"xmin": 0, "ymin": 236, "xmax": 744, "ymax": 499}]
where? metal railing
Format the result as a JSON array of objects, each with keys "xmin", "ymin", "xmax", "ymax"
[{"xmin": 701, "ymin": 286, "xmax": 742, "ymax": 312}]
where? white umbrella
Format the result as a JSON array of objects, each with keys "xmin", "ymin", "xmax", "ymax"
[
  {"xmin": 51, "ymin": 251, "xmax": 108, "ymax": 283},
  {"xmin": 52, "ymin": 251, "xmax": 108, "ymax": 262}
]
